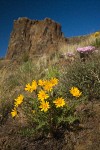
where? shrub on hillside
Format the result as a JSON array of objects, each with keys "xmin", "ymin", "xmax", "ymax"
[
  {"xmin": 60, "ymin": 53, "xmax": 100, "ymax": 101},
  {"xmin": 11, "ymin": 78, "xmax": 83, "ymax": 137}
]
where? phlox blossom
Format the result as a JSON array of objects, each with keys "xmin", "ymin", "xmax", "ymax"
[
  {"xmin": 77, "ymin": 46, "xmax": 95, "ymax": 53},
  {"xmin": 67, "ymin": 52, "xmax": 75, "ymax": 57}
]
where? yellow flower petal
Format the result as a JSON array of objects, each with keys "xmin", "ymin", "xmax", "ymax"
[
  {"xmin": 14, "ymin": 94, "xmax": 24, "ymax": 107},
  {"xmin": 25, "ymin": 80, "xmax": 37, "ymax": 92},
  {"xmin": 39, "ymin": 101, "xmax": 50, "ymax": 112},
  {"xmin": 70, "ymin": 87, "xmax": 82, "ymax": 97},
  {"xmin": 38, "ymin": 79, "xmax": 45, "ymax": 86},
  {"xmin": 31, "ymin": 80, "xmax": 37, "ymax": 91},
  {"xmin": 43, "ymin": 80, "xmax": 53, "ymax": 91},
  {"xmin": 50, "ymin": 78, "xmax": 59, "ymax": 86},
  {"xmin": 11, "ymin": 107, "xmax": 17, "ymax": 117},
  {"xmin": 53, "ymin": 97, "xmax": 65, "ymax": 108},
  {"xmin": 25, "ymin": 83, "xmax": 32, "ymax": 92},
  {"xmin": 38, "ymin": 90, "xmax": 49, "ymax": 101}
]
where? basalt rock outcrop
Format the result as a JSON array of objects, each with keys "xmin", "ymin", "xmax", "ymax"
[{"xmin": 6, "ymin": 17, "xmax": 67, "ymax": 60}]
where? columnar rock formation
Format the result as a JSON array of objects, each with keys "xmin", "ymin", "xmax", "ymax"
[{"xmin": 6, "ymin": 17, "xmax": 66, "ymax": 60}]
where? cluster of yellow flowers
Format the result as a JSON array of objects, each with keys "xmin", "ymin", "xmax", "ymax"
[
  {"xmin": 11, "ymin": 94, "xmax": 24, "ymax": 117},
  {"xmin": 38, "ymin": 97, "xmax": 66, "ymax": 112},
  {"xmin": 25, "ymin": 78, "xmax": 59, "ymax": 92},
  {"xmin": 70, "ymin": 87, "xmax": 82, "ymax": 97},
  {"xmin": 25, "ymin": 78, "xmax": 66, "ymax": 112},
  {"xmin": 11, "ymin": 77, "xmax": 82, "ymax": 117}
]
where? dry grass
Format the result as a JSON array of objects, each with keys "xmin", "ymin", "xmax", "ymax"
[
  {"xmin": 0, "ymin": 32, "xmax": 100, "ymax": 121},
  {"xmin": 0, "ymin": 33, "xmax": 99, "ymax": 101},
  {"xmin": 58, "ymin": 33, "xmax": 99, "ymax": 61}
]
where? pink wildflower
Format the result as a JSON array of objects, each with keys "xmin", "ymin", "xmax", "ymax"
[
  {"xmin": 77, "ymin": 46, "xmax": 95, "ymax": 53},
  {"xmin": 67, "ymin": 52, "xmax": 75, "ymax": 57}
]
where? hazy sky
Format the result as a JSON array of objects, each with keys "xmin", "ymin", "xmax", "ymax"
[{"xmin": 0, "ymin": 0, "xmax": 100, "ymax": 57}]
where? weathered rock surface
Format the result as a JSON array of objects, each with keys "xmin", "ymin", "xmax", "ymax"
[{"xmin": 6, "ymin": 17, "xmax": 66, "ymax": 60}]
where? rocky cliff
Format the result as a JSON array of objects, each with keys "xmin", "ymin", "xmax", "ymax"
[{"xmin": 6, "ymin": 17, "xmax": 67, "ymax": 60}]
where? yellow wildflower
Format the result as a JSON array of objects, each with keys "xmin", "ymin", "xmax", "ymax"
[
  {"xmin": 31, "ymin": 80, "xmax": 37, "ymax": 91},
  {"xmin": 50, "ymin": 78, "xmax": 59, "ymax": 86},
  {"xmin": 53, "ymin": 97, "xmax": 65, "ymax": 108},
  {"xmin": 39, "ymin": 101, "xmax": 50, "ymax": 112},
  {"xmin": 94, "ymin": 32, "xmax": 100, "ymax": 37},
  {"xmin": 43, "ymin": 80, "xmax": 53, "ymax": 91},
  {"xmin": 38, "ymin": 90, "xmax": 49, "ymax": 101},
  {"xmin": 25, "ymin": 80, "xmax": 37, "ymax": 92},
  {"xmin": 11, "ymin": 107, "xmax": 17, "ymax": 117},
  {"xmin": 25, "ymin": 83, "xmax": 32, "ymax": 92},
  {"xmin": 70, "ymin": 87, "xmax": 82, "ymax": 97},
  {"xmin": 14, "ymin": 94, "xmax": 24, "ymax": 107},
  {"xmin": 38, "ymin": 79, "xmax": 45, "ymax": 86}
]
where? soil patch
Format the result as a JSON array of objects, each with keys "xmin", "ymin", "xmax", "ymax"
[{"xmin": 0, "ymin": 101, "xmax": 100, "ymax": 150}]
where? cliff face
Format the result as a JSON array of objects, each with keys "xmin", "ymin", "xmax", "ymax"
[{"xmin": 6, "ymin": 17, "xmax": 66, "ymax": 60}]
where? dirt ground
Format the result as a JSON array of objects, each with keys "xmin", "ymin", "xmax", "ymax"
[{"xmin": 0, "ymin": 100, "xmax": 100, "ymax": 150}]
